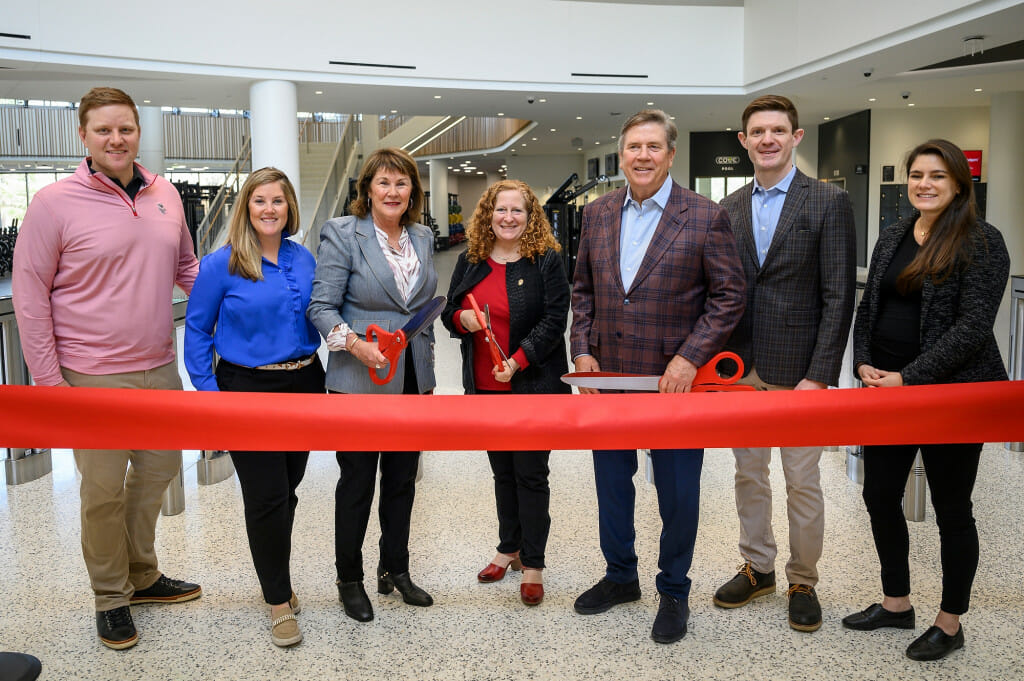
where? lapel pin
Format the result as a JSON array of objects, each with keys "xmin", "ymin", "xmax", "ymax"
[{"xmin": 517, "ymin": 279, "xmax": 524, "ymax": 286}]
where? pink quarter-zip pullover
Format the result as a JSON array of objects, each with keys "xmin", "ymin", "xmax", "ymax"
[{"xmin": 13, "ymin": 159, "xmax": 199, "ymax": 386}]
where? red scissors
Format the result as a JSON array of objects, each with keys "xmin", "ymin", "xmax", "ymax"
[
  {"xmin": 465, "ymin": 293, "xmax": 505, "ymax": 371},
  {"xmin": 365, "ymin": 296, "xmax": 447, "ymax": 385}
]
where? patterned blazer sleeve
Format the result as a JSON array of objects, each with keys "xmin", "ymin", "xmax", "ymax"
[
  {"xmin": 677, "ymin": 202, "xmax": 746, "ymax": 367},
  {"xmin": 806, "ymin": 186, "xmax": 857, "ymax": 385}
]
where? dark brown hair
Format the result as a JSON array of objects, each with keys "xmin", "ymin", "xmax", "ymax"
[
  {"xmin": 465, "ymin": 179, "xmax": 560, "ymax": 263},
  {"xmin": 741, "ymin": 94, "xmax": 799, "ymax": 134},
  {"xmin": 349, "ymin": 147, "xmax": 423, "ymax": 226},
  {"xmin": 897, "ymin": 139, "xmax": 978, "ymax": 293},
  {"xmin": 78, "ymin": 87, "xmax": 139, "ymax": 128}
]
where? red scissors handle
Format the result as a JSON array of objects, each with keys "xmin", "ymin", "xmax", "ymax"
[
  {"xmin": 365, "ymin": 324, "xmax": 408, "ymax": 385},
  {"xmin": 465, "ymin": 293, "xmax": 503, "ymax": 371},
  {"xmin": 692, "ymin": 351, "xmax": 755, "ymax": 392}
]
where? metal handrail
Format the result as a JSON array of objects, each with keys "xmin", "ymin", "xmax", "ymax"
[
  {"xmin": 196, "ymin": 136, "xmax": 252, "ymax": 256},
  {"xmin": 301, "ymin": 119, "xmax": 360, "ymax": 249}
]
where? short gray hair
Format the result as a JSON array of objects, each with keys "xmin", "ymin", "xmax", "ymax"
[{"xmin": 619, "ymin": 109, "xmax": 677, "ymax": 155}]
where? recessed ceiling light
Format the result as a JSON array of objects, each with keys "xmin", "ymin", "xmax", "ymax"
[
  {"xmin": 143, "ymin": 100, "xmax": 151, "ymax": 104},
  {"xmin": 521, "ymin": 143, "xmax": 527, "ymax": 146},
  {"xmin": 669, "ymin": 116, "xmax": 676, "ymax": 120},
  {"xmin": 550, "ymin": 128, "xmax": 556, "ymax": 132},
  {"xmin": 433, "ymin": 95, "xmax": 442, "ymax": 99},
  {"xmin": 477, "ymin": 171, "xmax": 484, "ymax": 175},
  {"xmin": 453, "ymin": 168, "xmax": 460, "ymax": 172},
  {"xmin": 595, "ymin": 141, "xmax": 601, "ymax": 145},
  {"xmin": 974, "ymin": 88, "xmax": 983, "ymax": 92},
  {"xmin": 315, "ymin": 91, "xmax": 323, "ymax": 95},
  {"xmin": 497, "ymin": 112, "xmax": 505, "ymax": 116},
  {"xmin": 611, "ymin": 136, "xmax": 616, "ymax": 139},
  {"xmin": 823, "ymin": 116, "xmax": 830, "ymax": 121},
  {"xmin": 646, "ymin": 102, "xmax": 654, "ymax": 106},
  {"xmin": 725, "ymin": 127, "xmax": 731, "ymax": 131},
  {"xmin": 576, "ymin": 116, "xmax": 583, "ymax": 120},
  {"xmin": 576, "ymin": 148, "xmax": 582, "ymax": 151},
  {"xmin": 908, "ymin": 103, "xmax": 915, "ymax": 107},
  {"xmin": 531, "ymin": 137, "xmax": 537, "ymax": 141},
  {"xmin": 391, "ymin": 109, "xmax": 398, "ymax": 114},
  {"xmin": 539, "ymin": 99, "xmax": 546, "ymax": 103}
]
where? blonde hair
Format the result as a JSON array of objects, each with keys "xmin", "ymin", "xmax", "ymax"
[
  {"xmin": 465, "ymin": 180, "xmax": 560, "ymax": 263},
  {"xmin": 227, "ymin": 167, "xmax": 299, "ymax": 281}
]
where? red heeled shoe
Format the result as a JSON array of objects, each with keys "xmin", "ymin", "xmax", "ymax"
[
  {"xmin": 477, "ymin": 553, "xmax": 522, "ymax": 583},
  {"xmin": 520, "ymin": 568, "xmax": 544, "ymax": 606}
]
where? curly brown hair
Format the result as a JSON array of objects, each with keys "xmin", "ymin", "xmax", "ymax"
[{"xmin": 465, "ymin": 180, "xmax": 560, "ymax": 263}]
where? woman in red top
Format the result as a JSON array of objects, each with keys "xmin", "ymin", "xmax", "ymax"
[{"xmin": 442, "ymin": 180, "xmax": 571, "ymax": 605}]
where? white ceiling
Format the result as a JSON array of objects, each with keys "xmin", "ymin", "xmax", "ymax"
[{"xmin": 2, "ymin": 3, "xmax": 1023, "ymax": 175}]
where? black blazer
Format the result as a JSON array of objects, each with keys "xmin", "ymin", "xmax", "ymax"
[
  {"xmin": 443, "ymin": 249, "xmax": 571, "ymax": 395},
  {"xmin": 853, "ymin": 215, "xmax": 1009, "ymax": 386}
]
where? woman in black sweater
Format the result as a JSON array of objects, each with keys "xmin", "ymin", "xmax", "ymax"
[
  {"xmin": 442, "ymin": 179, "xmax": 570, "ymax": 606},
  {"xmin": 842, "ymin": 139, "xmax": 1010, "ymax": 661}
]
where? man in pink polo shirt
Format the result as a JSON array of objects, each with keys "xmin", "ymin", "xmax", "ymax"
[{"xmin": 12, "ymin": 87, "xmax": 202, "ymax": 650}]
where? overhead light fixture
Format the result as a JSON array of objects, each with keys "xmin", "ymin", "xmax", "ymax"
[
  {"xmin": 391, "ymin": 109, "xmax": 398, "ymax": 113},
  {"xmin": 646, "ymin": 101, "xmax": 654, "ymax": 106},
  {"xmin": 823, "ymin": 116, "xmax": 831, "ymax": 121},
  {"xmin": 868, "ymin": 98, "xmax": 877, "ymax": 102},
  {"xmin": 974, "ymin": 88, "xmax": 983, "ymax": 92},
  {"xmin": 550, "ymin": 128, "xmax": 556, "ymax": 132},
  {"xmin": 725, "ymin": 128, "xmax": 731, "ymax": 132},
  {"xmin": 433, "ymin": 95, "xmax": 442, "ymax": 99},
  {"xmin": 576, "ymin": 116, "xmax": 582, "ymax": 120},
  {"xmin": 315, "ymin": 90, "xmax": 323, "ymax": 95},
  {"xmin": 143, "ymin": 100, "xmax": 151, "ymax": 104},
  {"xmin": 963, "ymin": 35, "xmax": 985, "ymax": 57},
  {"xmin": 908, "ymin": 103, "xmax": 915, "ymax": 107},
  {"xmin": 531, "ymin": 137, "xmax": 537, "ymax": 141},
  {"xmin": 497, "ymin": 112, "xmax": 504, "ymax": 116}
]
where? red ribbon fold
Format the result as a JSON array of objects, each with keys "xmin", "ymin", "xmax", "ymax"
[{"xmin": 1, "ymin": 381, "xmax": 1021, "ymax": 452}]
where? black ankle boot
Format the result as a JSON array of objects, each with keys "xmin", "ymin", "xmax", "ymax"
[
  {"xmin": 377, "ymin": 565, "xmax": 432, "ymax": 607},
  {"xmin": 337, "ymin": 580, "xmax": 373, "ymax": 622}
]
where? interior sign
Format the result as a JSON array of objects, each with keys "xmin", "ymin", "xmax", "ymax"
[{"xmin": 716, "ymin": 155, "xmax": 740, "ymax": 171}]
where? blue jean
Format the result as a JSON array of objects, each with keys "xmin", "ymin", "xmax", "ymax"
[{"xmin": 593, "ymin": 448, "xmax": 704, "ymax": 600}]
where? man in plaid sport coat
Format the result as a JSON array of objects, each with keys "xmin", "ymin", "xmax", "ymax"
[
  {"xmin": 570, "ymin": 109, "xmax": 745, "ymax": 644},
  {"xmin": 713, "ymin": 95, "xmax": 856, "ymax": 633}
]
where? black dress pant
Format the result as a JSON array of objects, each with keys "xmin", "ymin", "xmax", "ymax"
[
  {"xmin": 334, "ymin": 357, "xmax": 423, "ymax": 582},
  {"xmin": 862, "ymin": 442, "xmax": 982, "ymax": 615},
  {"xmin": 488, "ymin": 450, "xmax": 550, "ymax": 569},
  {"xmin": 215, "ymin": 356, "xmax": 325, "ymax": 605}
]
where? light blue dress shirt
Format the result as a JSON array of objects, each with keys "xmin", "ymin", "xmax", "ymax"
[
  {"xmin": 619, "ymin": 175, "xmax": 673, "ymax": 291},
  {"xmin": 751, "ymin": 165, "xmax": 797, "ymax": 265}
]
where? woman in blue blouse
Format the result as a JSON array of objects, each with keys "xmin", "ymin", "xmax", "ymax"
[{"xmin": 185, "ymin": 167, "xmax": 324, "ymax": 648}]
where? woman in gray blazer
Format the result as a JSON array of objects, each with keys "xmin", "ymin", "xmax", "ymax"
[
  {"xmin": 843, "ymin": 139, "xmax": 1009, "ymax": 661},
  {"xmin": 307, "ymin": 148, "xmax": 438, "ymax": 623}
]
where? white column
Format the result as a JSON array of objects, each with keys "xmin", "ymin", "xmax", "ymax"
[
  {"xmin": 249, "ymin": 80, "xmax": 300, "ymax": 200},
  {"xmin": 986, "ymin": 92, "xmax": 1024, "ymax": 363},
  {"xmin": 429, "ymin": 159, "xmax": 449, "ymax": 238},
  {"xmin": 361, "ymin": 114, "xmax": 380, "ymax": 153},
  {"xmin": 138, "ymin": 106, "xmax": 165, "ymax": 176}
]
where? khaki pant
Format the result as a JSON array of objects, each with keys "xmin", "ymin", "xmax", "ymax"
[
  {"xmin": 732, "ymin": 367, "xmax": 824, "ymax": 586},
  {"xmin": 62, "ymin": 361, "xmax": 184, "ymax": 612}
]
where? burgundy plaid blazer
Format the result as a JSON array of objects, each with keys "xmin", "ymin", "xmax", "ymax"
[{"xmin": 571, "ymin": 181, "xmax": 745, "ymax": 376}]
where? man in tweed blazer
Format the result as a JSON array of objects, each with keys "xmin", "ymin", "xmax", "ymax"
[
  {"xmin": 570, "ymin": 109, "xmax": 745, "ymax": 644},
  {"xmin": 714, "ymin": 95, "xmax": 856, "ymax": 632}
]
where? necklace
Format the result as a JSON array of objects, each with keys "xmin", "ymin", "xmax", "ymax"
[{"xmin": 491, "ymin": 251, "xmax": 520, "ymax": 263}]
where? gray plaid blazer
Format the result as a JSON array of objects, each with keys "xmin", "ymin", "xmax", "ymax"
[{"xmin": 720, "ymin": 169, "xmax": 857, "ymax": 387}]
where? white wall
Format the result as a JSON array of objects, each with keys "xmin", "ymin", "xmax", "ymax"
[
  {"xmin": 867, "ymin": 106, "xmax": 990, "ymax": 245},
  {"xmin": 743, "ymin": 0, "xmax": 983, "ymax": 83},
  {"xmin": 4, "ymin": 2, "xmax": 742, "ymax": 89}
]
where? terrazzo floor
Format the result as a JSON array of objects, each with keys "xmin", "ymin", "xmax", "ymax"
[{"xmin": 2, "ymin": 245, "xmax": 1022, "ymax": 680}]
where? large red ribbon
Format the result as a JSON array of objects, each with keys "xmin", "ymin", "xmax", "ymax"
[{"xmin": 0, "ymin": 381, "xmax": 1021, "ymax": 451}]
